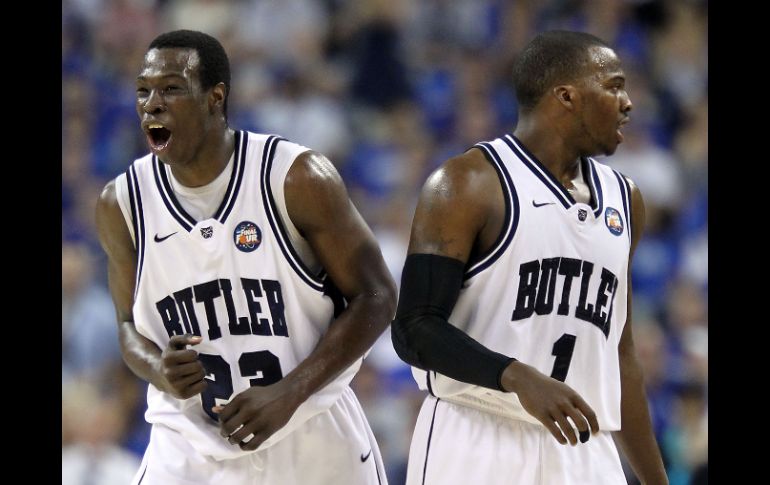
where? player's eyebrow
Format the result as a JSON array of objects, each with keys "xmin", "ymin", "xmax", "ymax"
[
  {"xmin": 136, "ymin": 73, "xmax": 186, "ymax": 82},
  {"xmin": 603, "ymin": 74, "xmax": 626, "ymax": 85}
]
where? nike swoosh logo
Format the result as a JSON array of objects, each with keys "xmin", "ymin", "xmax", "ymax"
[
  {"xmin": 360, "ymin": 449, "xmax": 372, "ymax": 462},
  {"xmin": 532, "ymin": 200, "xmax": 555, "ymax": 208},
  {"xmin": 154, "ymin": 232, "xmax": 178, "ymax": 243}
]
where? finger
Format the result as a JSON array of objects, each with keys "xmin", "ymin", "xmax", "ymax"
[
  {"xmin": 553, "ymin": 412, "xmax": 578, "ymax": 446},
  {"xmin": 562, "ymin": 406, "xmax": 590, "ymax": 443},
  {"xmin": 572, "ymin": 396, "xmax": 600, "ymax": 434},
  {"xmin": 539, "ymin": 416, "xmax": 567, "ymax": 445},
  {"xmin": 176, "ymin": 370, "xmax": 207, "ymax": 390},
  {"xmin": 224, "ymin": 423, "xmax": 245, "ymax": 442},
  {"xmin": 217, "ymin": 396, "xmax": 240, "ymax": 422},
  {"xmin": 164, "ymin": 349, "xmax": 202, "ymax": 365},
  {"xmin": 220, "ymin": 408, "xmax": 247, "ymax": 438},
  {"xmin": 212, "ymin": 406, "xmax": 224, "ymax": 414},
  {"xmin": 179, "ymin": 380, "xmax": 207, "ymax": 399},
  {"xmin": 166, "ymin": 362, "xmax": 206, "ymax": 380},
  {"xmin": 229, "ymin": 421, "xmax": 258, "ymax": 445},
  {"xmin": 169, "ymin": 334, "xmax": 203, "ymax": 350},
  {"xmin": 241, "ymin": 431, "xmax": 267, "ymax": 451},
  {"xmin": 161, "ymin": 358, "xmax": 202, "ymax": 383}
]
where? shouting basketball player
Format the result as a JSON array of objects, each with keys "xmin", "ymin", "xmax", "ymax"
[{"xmin": 95, "ymin": 30, "xmax": 396, "ymax": 485}]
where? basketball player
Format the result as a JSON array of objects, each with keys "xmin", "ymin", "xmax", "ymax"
[
  {"xmin": 95, "ymin": 30, "xmax": 396, "ymax": 484},
  {"xmin": 391, "ymin": 31, "xmax": 668, "ymax": 484}
]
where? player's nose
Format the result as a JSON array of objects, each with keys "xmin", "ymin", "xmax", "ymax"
[{"xmin": 143, "ymin": 89, "xmax": 167, "ymax": 114}]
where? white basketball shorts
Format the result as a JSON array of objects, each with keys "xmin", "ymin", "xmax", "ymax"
[
  {"xmin": 406, "ymin": 395, "xmax": 627, "ymax": 485},
  {"xmin": 131, "ymin": 387, "xmax": 387, "ymax": 485}
]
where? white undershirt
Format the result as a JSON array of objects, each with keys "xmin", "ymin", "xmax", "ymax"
[
  {"xmin": 166, "ymin": 154, "xmax": 234, "ymax": 221},
  {"xmin": 568, "ymin": 160, "xmax": 592, "ymax": 205}
]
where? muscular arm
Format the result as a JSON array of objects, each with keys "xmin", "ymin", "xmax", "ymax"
[
  {"xmin": 392, "ymin": 148, "xmax": 598, "ymax": 446},
  {"xmin": 95, "ymin": 180, "xmax": 206, "ymax": 399},
  {"xmin": 392, "ymin": 149, "xmax": 513, "ymax": 389},
  {"xmin": 279, "ymin": 150, "xmax": 398, "ymax": 399},
  {"xmin": 216, "ymin": 150, "xmax": 397, "ymax": 450},
  {"xmin": 613, "ymin": 180, "xmax": 669, "ymax": 484}
]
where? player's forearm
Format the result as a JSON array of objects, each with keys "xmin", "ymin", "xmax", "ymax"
[
  {"xmin": 282, "ymin": 288, "xmax": 396, "ymax": 402},
  {"xmin": 392, "ymin": 312, "xmax": 513, "ymax": 390},
  {"xmin": 118, "ymin": 320, "xmax": 167, "ymax": 390},
  {"xmin": 613, "ymin": 352, "xmax": 668, "ymax": 485},
  {"xmin": 391, "ymin": 254, "xmax": 515, "ymax": 390}
]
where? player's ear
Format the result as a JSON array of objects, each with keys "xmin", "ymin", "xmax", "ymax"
[
  {"xmin": 209, "ymin": 82, "xmax": 227, "ymax": 114},
  {"xmin": 552, "ymin": 85, "xmax": 578, "ymax": 110}
]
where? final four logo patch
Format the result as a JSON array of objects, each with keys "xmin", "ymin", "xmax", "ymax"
[
  {"xmin": 234, "ymin": 221, "xmax": 262, "ymax": 252},
  {"xmin": 604, "ymin": 207, "xmax": 624, "ymax": 236}
]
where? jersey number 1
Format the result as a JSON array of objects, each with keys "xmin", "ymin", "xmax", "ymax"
[
  {"xmin": 199, "ymin": 351, "xmax": 283, "ymax": 421},
  {"xmin": 550, "ymin": 334, "xmax": 576, "ymax": 382}
]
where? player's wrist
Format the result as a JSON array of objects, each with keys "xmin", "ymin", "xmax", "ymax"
[
  {"xmin": 278, "ymin": 372, "xmax": 314, "ymax": 407},
  {"xmin": 496, "ymin": 357, "xmax": 517, "ymax": 391},
  {"xmin": 146, "ymin": 357, "xmax": 172, "ymax": 394},
  {"xmin": 499, "ymin": 360, "xmax": 531, "ymax": 393}
]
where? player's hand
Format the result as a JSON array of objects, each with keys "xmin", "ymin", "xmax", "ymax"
[
  {"xmin": 501, "ymin": 360, "xmax": 599, "ymax": 446},
  {"xmin": 212, "ymin": 379, "xmax": 302, "ymax": 451},
  {"xmin": 156, "ymin": 334, "xmax": 207, "ymax": 399}
]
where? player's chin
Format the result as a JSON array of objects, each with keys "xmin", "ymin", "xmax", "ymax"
[{"xmin": 603, "ymin": 140, "xmax": 620, "ymax": 155}]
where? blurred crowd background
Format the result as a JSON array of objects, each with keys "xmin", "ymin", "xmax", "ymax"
[{"xmin": 62, "ymin": 1, "xmax": 708, "ymax": 484}]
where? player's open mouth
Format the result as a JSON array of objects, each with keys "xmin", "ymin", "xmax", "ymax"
[{"xmin": 147, "ymin": 124, "xmax": 172, "ymax": 151}]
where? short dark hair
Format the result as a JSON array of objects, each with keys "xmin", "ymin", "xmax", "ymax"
[
  {"xmin": 512, "ymin": 31, "xmax": 610, "ymax": 112},
  {"xmin": 148, "ymin": 30, "xmax": 231, "ymax": 117}
]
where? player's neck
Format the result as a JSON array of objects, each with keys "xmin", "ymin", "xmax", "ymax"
[
  {"xmin": 512, "ymin": 121, "xmax": 581, "ymax": 183},
  {"xmin": 169, "ymin": 127, "xmax": 236, "ymax": 188}
]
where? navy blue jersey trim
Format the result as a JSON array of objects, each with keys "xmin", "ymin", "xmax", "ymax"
[
  {"xmin": 621, "ymin": 173, "xmax": 633, "ymax": 242},
  {"xmin": 464, "ymin": 142, "xmax": 519, "ymax": 280},
  {"xmin": 260, "ymin": 136, "xmax": 325, "ymax": 292},
  {"xmin": 322, "ymin": 275, "xmax": 348, "ymax": 318},
  {"xmin": 503, "ymin": 134, "xmax": 574, "ymax": 208},
  {"xmin": 585, "ymin": 157, "xmax": 604, "ymax": 217},
  {"xmin": 136, "ymin": 461, "xmax": 148, "ymax": 484},
  {"xmin": 156, "ymin": 156, "xmax": 198, "ymax": 228},
  {"xmin": 426, "ymin": 371, "xmax": 435, "ymax": 397},
  {"xmin": 422, "ymin": 397, "xmax": 441, "ymax": 485},
  {"xmin": 213, "ymin": 130, "xmax": 244, "ymax": 222},
  {"xmin": 125, "ymin": 168, "xmax": 139, "ymax": 249},
  {"xmin": 128, "ymin": 166, "xmax": 146, "ymax": 295},
  {"xmin": 375, "ymin": 455, "xmax": 383, "ymax": 485},
  {"xmin": 613, "ymin": 170, "xmax": 632, "ymax": 243},
  {"xmin": 152, "ymin": 157, "xmax": 193, "ymax": 232}
]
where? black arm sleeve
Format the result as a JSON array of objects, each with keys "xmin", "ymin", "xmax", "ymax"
[{"xmin": 391, "ymin": 253, "xmax": 515, "ymax": 391}]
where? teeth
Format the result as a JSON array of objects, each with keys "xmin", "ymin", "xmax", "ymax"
[{"xmin": 148, "ymin": 123, "xmax": 164, "ymax": 129}]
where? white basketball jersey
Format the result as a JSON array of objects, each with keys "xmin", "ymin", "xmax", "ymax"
[
  {"xmin": 119, "ymin": 131, "xmax": 360, "ymax": 460},
  {"xmin": 412, "ymin": 134, "xmax": 634, "ymax": 431}
]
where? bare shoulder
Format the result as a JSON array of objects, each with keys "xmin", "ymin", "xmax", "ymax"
[
  {"xmin": 286, "ymin": 150, "xmax": 343, "ymax": 190},
  {"xmin": 284, "ymin": 150, "xmax": 350, "ymax": 234},
  {"xmin": 95, "ymin": 178, "xmax": 121, "ymax": 228},
  {"xmin": 624, "ymin": 175, "xmax": 644, "ymax": 207},
  {"xmin": 423, "ymin": 147, "xmax": 500, "ymax": 202},
  {"xmin": 409, "ymin": 147, "xmax": 502, "ymax": 260},
  {"xmin": 285, "ymin": 150, "xmax": 345, "ymax": 201},
  {"xmin": 95, "ymin": 177, "xmax": 134, "ymax": 258}
]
